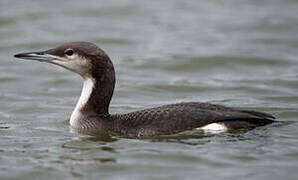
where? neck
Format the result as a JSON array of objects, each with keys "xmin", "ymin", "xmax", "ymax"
[
  {"xmin": 69, "ymin": 53, "xmax": 116, "ymax": 129},
  {"xmin": 70, "ymin": 73, "xmax": 115, "ymax": 128},
  {"xmin": 70, "ymin": 77, "xmax": 94, "ymax": 127}
]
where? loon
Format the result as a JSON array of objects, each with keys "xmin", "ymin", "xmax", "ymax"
[{"xmin": 14, "ymin": 42, "xmax": 275, "ymax": 138}]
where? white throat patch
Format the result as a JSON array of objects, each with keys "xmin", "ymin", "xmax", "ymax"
[{"xmin": 70, "ymin": 77, "xmax": 95, "ymax": 127}]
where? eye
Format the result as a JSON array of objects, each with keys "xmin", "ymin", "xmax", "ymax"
[{"xmin": 64, "ymin": 49, "xmax": 74, "ymax": 56}]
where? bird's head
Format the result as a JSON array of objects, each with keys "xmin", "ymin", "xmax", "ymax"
[{"xmin": 14, "ymin": 42, "xmax": 114, "ymax": 79}]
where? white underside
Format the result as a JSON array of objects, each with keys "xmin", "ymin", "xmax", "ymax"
[
  {"xmin": 70, "ymin": 77, "xmax": 95, "ymax": 127},
  {"xmin": 196, "ymin": 123, "xmax": 228, "ymax": 132}
]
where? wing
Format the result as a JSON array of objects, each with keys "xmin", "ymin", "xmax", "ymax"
[{"xmin": 111, "ymin": 102, "xmax": 275, "ymax": 137}]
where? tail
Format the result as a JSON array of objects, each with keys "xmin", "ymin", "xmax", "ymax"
[{"xmin": 241, "ymin": 110, "xmax": 275, "ymax": 120}]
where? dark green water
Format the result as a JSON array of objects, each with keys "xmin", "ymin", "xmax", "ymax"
[{"xmin": 1, "ymin": 0, "xmax": 298, "ymax": 179}]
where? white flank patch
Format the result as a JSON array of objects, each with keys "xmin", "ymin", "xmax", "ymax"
[
  {"xmin": 196, "ymin": 123, "xmax": 228, "ymax": 132},
  {"xmin": 70, "ymin": 77, "xmax": 95, "ymax": 127}
]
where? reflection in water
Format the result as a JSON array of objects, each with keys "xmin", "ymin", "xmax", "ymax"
[
  {"xmin": 70, "ymin": 127, "xmax": 119, "ymax": 143},
  {"xmin": 71, "ymin": 122, "xmax": 288, "ymax": 147}
]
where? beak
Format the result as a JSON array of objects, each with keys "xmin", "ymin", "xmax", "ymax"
[{"xmin": 14, "ymin": 51, "xmax": 57, "ymax": 62}]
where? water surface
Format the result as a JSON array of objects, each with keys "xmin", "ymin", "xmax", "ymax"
[{"xmin": 1, "ymin": 0, "xmax": 298, "ymax": 179}]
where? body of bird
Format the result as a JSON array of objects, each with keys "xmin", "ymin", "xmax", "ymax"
[{"xmin": 14, "ymin": 42, "xmax": 275, "ymax": 138}]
